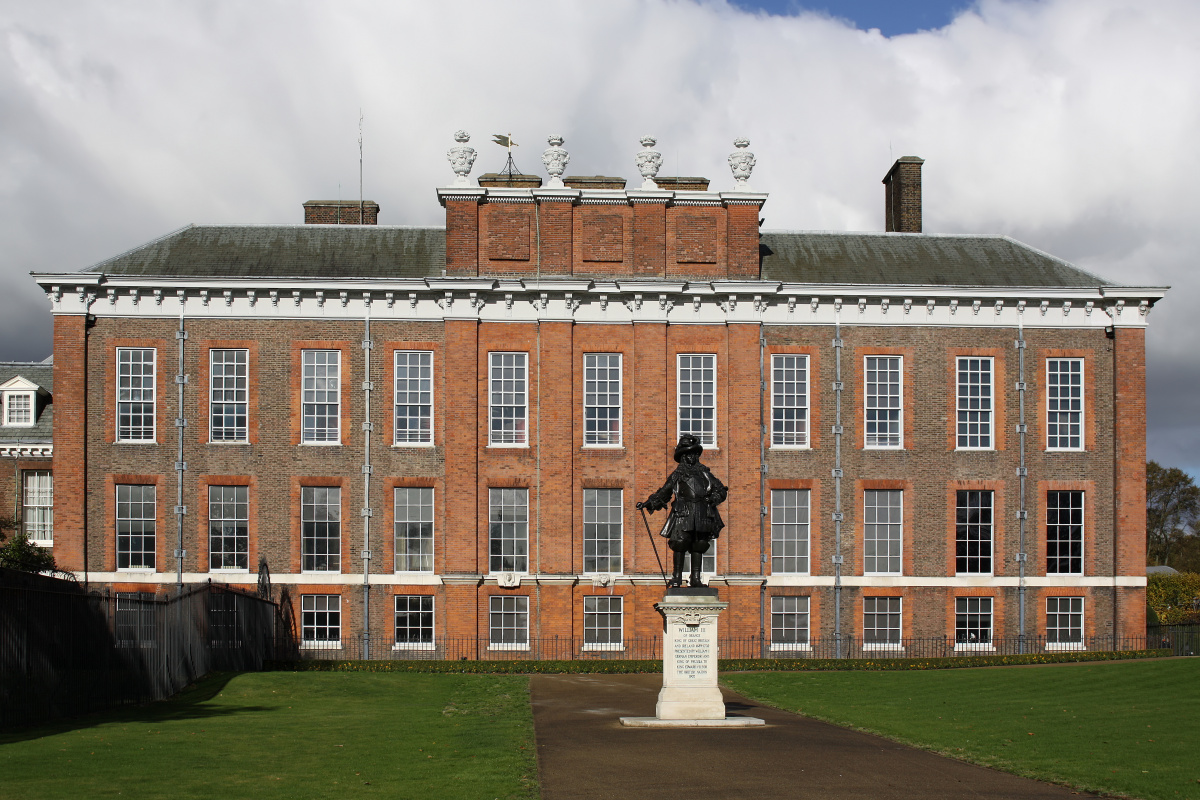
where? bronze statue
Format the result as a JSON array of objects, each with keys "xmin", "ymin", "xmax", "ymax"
[{"xmin": 637, "ymin": 434, "xmax": 728, "ymax": 588}]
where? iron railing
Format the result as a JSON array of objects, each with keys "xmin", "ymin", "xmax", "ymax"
[{"xmin": 1147, "ymin": 624, "xmax": 1200, "ymax": 656}]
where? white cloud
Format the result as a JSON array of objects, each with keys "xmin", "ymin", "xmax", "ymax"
[{"xmin": 0, "ymin": 0, "xmax": 1197, "ymax": 471}]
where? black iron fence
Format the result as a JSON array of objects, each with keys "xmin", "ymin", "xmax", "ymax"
[
  {"xmin": 294, "ymin": 633, "xmax": 1159, "ymax": 662},
  {"xmin": 1148, "ymin": 624, "xmax": 1200, "ymax": 656},
  {"xmin": 0, "ymin": 570, "xmax": 277, "ymax": 729}
]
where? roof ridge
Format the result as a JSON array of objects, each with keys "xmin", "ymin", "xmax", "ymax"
[{"xmin": 84, "ymin": 224, "xmax": 196, "ymax": 273}]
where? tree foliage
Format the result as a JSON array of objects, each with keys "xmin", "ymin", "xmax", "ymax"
[
  {"xmin": 0, "ymin": 514, "xmax": 58, "ymax": 574},
  {"xmin": 1146, "ymin": 461, "xmax": 1200, "ymax": 567},
  {"xmin": 1146, "ymin": 572, "xmax": 1200, "ymax": 625}
]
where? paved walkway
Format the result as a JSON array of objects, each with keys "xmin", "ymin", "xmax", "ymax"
[{"xmin": 530, "ymin": 674, "xmax": 1098, "ymax": 800}]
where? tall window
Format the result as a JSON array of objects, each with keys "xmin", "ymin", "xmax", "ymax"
[
  {"xmin": 771, "ymin": 596, "xmax": 810, "ymax": 649},
  {"xmin": 394, "ymin": 487, "xmax": 434, "ymax": 572},
  {"xmin": 865, "ymin": 356, "xmax": 902, "ymax": 448},
  {"xmin": 395, "ymin": 595, "xmax": 434, "ymax": 647},
  {"xmin": 864, "ymin": 490, "xmax": 903, "ymax": 575},
  {"xmin": 863, "ymin": 597, "xmax": 902, "ymax": 646},
  {"xmin": 301, "ymin": 595, "xmax": 341, "ymax": 645},
  {"xmin": 677, "ymin": 354, "xmax": 716, "ymax": 446},
  {"xmin": 956, "ymin": 357, "xmax": 993, "ymax": 449},
  {"xmin": 1046, "ymin": 359, "xmax": 1083, "ymax": 450},
  {"xmin": 210, "ymin": 349, "xmax": 248, "ymax": 442},
  {"xmin": 116, "ymin": 484, "xmax": 155, "ymax": 570},
  {"xmin": 955, "ymin": 490, "xmax": 994, "ymax": 574},
  {"xmin": 770, "ymin": 489, "xmax": 810, "ymax": 574},
  {"xmin": 22, "ymin": 470, "xmax": 52, "ymax": 545},
  {"xmin": 489, "ymin": 352, "xmax": 528, "ymax": 445},
  {"xmin": 771, "ymin": 354, "xmax": 808, "ymax": 447},
  {"xmin": 1047, "ymin": 491, "xmax": 1084, "ymax": 575},
  {"xmin": 301, "ymin": 487, "xmax": 340, "ymax": 572},
  {"xmin": 488, "ymin": 488, "xmax": 528, "ymax": 573},
  {"xmin": 583, "ymin": 596, "xmax": 623, "ymax": 649},
  {"xmin": 583, "ymin": 353, "xmax": 622, "ymax": 446},
  {"xmin": 489, "ymin": 596, "xmax": 529, "ymax": 649},
  {"xmin": 955, "ymin": 597, "xmax": 993, "ymax": 645},
  {"xmin": 301, "ymin": 350, "xmax": 340, "ymax": 443},
  {"xmin": 117, "ymin": 348, "xmax": 156, "ymax": 441},
  {"xmin": 583, "ymin": 488, "xmax": 622, "ymax": 574},
  {"xmin": 1046, "ymin": 597, "xmax": 1084, "ymax": 647},
  {"xmin": 394, "ymin": 351, "xmax": 433, "ymax": 444},
  {"xmin": 208, "ymin": 485, "xmax": 248, "ymax": 571}
]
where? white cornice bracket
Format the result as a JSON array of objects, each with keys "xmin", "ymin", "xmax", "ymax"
[
  {"xmin": 154, "ymin": 289, "xmax": 164, "ymax": 306},
  {"xmin": 1040, "ymin": 300, "xmax": 1049, "ymax": 316},
  {"xmin": 410, "ymin": 292, "xmax": 418, "ymax": 309},
  {"xmin": 857, "ymin": 298, "xmax": 866, "ymax": 314},
  {"xmin": 811, "ymin": 297, "xmax": 819, "ymax": 313},
  {"xmin": 972, "ymin": 300, "xmax": 981, "ymax": 315},
  {"xmin": 1062, "ymin": 301, "xmax": 1071, "ymax": 316},
  {"xmin": 994, "ymin": 300, "xmax": 1003, "ymax": 315},
  {"xmin": 107, "ymin": 288, "xmax": 117, "ymax": 305},
  {"xmin": 880, "ymin": 298, "xmax": 890, "ymax": 315},
  {"xmin": 386, "ymin": 292, "xmax": 395, "ymax": 309},
  {"xmin": 903, "ymin": 298, "xmax": 912, "ymax": 314},
  {"xmin": 224, "ymin": 290, "xmax": 233, "ymax": 307},
  {"xmin": 926, "ymin": 298, "xmax": 935, "ymax": 314},
  {"xmin": 292, "ymin": 291, "xmax": 302, "ymax": 307},
  {"xmin": 269, "ymin": 290, "xmax": 279, "ymax": 307},
  {"xmin": 340, "ymin": 291, "xmax": 349, "ymax": 308},
  {"xmin": 247, "ymin": 290, "xmax": 256, "ymax": 307},
  {"xmin": 199, "ymin": 290, "xmax": 209, "ymax": 306},
  {"xmin": 660, "ymin": 294, "xmax": 674, "ymax": 312}
]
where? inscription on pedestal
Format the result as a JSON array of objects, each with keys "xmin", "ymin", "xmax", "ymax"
[{"xmin": 671, "ymin": 625, "xmax": 712, "ymax": 682}]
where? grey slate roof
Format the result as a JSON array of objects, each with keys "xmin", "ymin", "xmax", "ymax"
[
  {"xmin": 0, "ymin": 362, "xmax": 53, "ymax": 443},
  {"xmin": 83, "ymin": 224, "xmax": 1114, "ymax": 288}
]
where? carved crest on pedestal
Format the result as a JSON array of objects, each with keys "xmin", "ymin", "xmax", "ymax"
[
  {"xmin": 728, "ymin": 137, "xmax": 756, "ymax": 190},
  {"xmin": 447, "ymin": 130, "xmax": 477, "ymax": 187},
  {"xmin": 636, "ymin": 135, "xmax": 663, "ymax": 190},
  {"xmin": 541, "ymin": 135, "xmax": 570, "ymax": 188}
]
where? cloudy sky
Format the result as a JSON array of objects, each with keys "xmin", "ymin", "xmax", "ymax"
[{"xmin": 1, "ymin": 0, "xmax": 1196, "ymax": 476}]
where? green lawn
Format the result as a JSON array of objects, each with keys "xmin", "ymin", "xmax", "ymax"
[
  {"xmin": 0, "ymin": 672, "xmax": 538, "ymax": 800},
  {"xmin": 724, "ymin": 659, "xmax": 1200, "ymax": 800}
]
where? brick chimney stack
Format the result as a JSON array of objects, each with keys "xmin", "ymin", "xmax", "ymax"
[
  {"xmin": 303, "ymin": 200, "xmax": 380, "ymax": 225},
  {"xmin": 882, "ymin": 156, "xmax": 924, "ymax": 233}
]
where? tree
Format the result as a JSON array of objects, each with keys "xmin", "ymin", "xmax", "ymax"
[
  {"xmin": 0, "ymin": 514, "xmax": 58, "ymax": 574},
  {"xmin": 1146, "ymin": 461, "xmax": 1200, "ymax": 567}
]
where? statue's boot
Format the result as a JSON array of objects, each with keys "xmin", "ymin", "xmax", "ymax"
[
  {"xmin": 669, "ymin": 551, "xmax": 685, "ymax": 587},
  {"xmin": 689, "ymin": 558, "xmax": 705, "ymax": 588}
]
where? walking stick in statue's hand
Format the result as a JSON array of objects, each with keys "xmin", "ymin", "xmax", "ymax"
[{"xmin": 635, "ymin": 502, "xmax": 670, "ymax": 586}]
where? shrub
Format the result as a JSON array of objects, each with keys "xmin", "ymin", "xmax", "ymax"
[{"xmin": 1147, "ymin": 572, "xmax": 1200, "ymax": 624}]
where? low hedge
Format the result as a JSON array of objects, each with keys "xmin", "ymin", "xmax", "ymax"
[{"xmin": 265, "ymin": 648, "xmax": 1169, "ymax": 674}]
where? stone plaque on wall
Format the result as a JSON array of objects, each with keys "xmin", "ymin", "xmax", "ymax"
[
  {"xmin": 675, "ymin": 214, "xmax": 718, "ymax": 263},
  {"xmin": 487, "ymin": 208, "xmax": 531, "ymax": 261},
  {"xmin": 582, "ymin": 214, "xmax": 624, "ymax": 262}
]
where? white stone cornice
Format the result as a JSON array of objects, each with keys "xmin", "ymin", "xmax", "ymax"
[
  {"xmin": 0, "ymin": 444, "xmax": 52, "ymax": 458},
  {"xmin": 435, "ymin": 187, "xmax": 486, "ymax": 207},
  {"xmin": 718, "ymin": 191, "xmax": 769, "ymax": 206}
]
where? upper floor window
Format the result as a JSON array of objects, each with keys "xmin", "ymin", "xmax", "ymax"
[
  {"xmin": 116, "ymin": 484, "xmax": 155, "ymax": 570},
  {"xmin": 956, "ymin": 489, "xmax": 993, "ymax": 575},
  {"xmin": 488, "ymin": 488, "xmax": 528, "ymax": 573},
  {"xmin": 1046, "ymin": 490, "xmax": 1084, "ymax": 575},
  {"xmin": 770, "ymin": 489, "xmax": 810, "ymax": 574},
  {"xmin": 583, "ymin": 488, "xmax": 622, "ymax": 574},
  {"xmin": 583, "ymin": 353, "xmax": 622, "ymax": 446},
  {"xmin": 1046, "ymin": 358, "xmax": 1083, "ymax": 450},
  {"xmin": 4, "ymin": 392, "xmax": 33, "ymax": 426},
  {"xmin": 678, "ymin": 354, "xmax": 716, "ymax": 446},
  {"xmin": 864, "ymin": 356, "xmax": 902, "ymax": 448},
  {"xmin": 771, "ymin": 354, "xmax": 808, "ymax": 448},
  {"xmin": 395, "ymin": 487, "xmax": 434, "ymax": 572},
  {"xmin": 489, "ymin": 352, "xmax": 528, "ymax": 446},
  {"xmin": 117, "ymin": 348, "xmax": 156, "ymax": 441},
  {"xmin": 863, "ymin": 489, "xmax": 902, "ymax": 576},
  {"xmin": 394, "ymin": 351, "xmax": 433, "ymax": 445},
  {"xmin": 956, "ymin": 357, "xmax": 993, "ymax": 449},
  {"xmin": 23, "ymin": 470, "xmax": 53, "ymax": 546},
  {"xmin": 210, "ymin": 349, "xmax": 248, "ymax": 442},
  {"xmin": 302, "ymin": 350, "xmax": 340, "ymax": 443}
]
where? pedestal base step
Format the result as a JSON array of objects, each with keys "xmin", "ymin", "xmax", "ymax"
[{"xmin": 619, "ymin": 716, "xmax": 766, "ymax": 728}]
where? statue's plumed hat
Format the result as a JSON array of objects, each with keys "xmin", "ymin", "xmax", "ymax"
[{"xmin": 673, "ymin": 434, "xmax": 704, "ymax": 462}]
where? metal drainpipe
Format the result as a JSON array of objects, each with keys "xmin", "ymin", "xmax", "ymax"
[
  {"xmin": 758, "ymin": 325, "xmax": 767, "ymax": 657},
  {"xmin": 173, "ymin": 297, "xmax": 189, "ymax": 597},
  {"xmin": 361, "ymin": 297, "xmax": 374, "ymax": 660},
  {"xmin": 83, "ymin": 296, "xmax": 97, "ymax": 592},
  {"xmin": 533, "ymin": 200, "xmax": 542, "ymax": 647},
  {"xmin": 832, "ymin": 302, "xmax": 845, "ymax": 658},
  {"xmin": 1015, "ymin": 312, "xmax": 1028, "ymax": 653}
]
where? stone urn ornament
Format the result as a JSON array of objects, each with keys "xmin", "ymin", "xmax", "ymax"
[
  {"xmin": 636, "ymin": 135, "xmax": 663, "ymax": 190},
  {"xmin": 447, "ymin": 130, "xmax": 477, "ymax": 187},
  {"xmin": 728, "ymin": 137, "xmax": 756, "ymax": 190},
  {"xmin": 541, "ymin": 135, "xmax": 570, "ymax": 188}
]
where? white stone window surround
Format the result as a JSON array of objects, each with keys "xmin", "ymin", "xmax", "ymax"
[
  {"xmin": 955, "ymin": 356, "xmax": 994, "ymax": 450},
  {"xmin": 582, "ymin": 353, "xmax": 622, "ymax": 447},
  {"xmin": 677, "ymin": 353, "xmax": 717, "ymax": 448},
  {"xmin": 770, "ymin": 353, "xmax": 809, "ymax": 449},
  {"xmin": 582, "ymin": 595, "xmax": 624, "ymax": 651},
  {"xmin": 393, "ymin": 594, "xmax": 436, "ymax": 650},
  {"xmin": 301, "ymin": 349, "xmax": 341, "ymax": 445},
  {"xmin": 394, "ymin": 350, "xmax": 434, "ymax": 446},
  {"xmin": 864, "ymin": 355, "xmax": 903, "ymax": 449},
  {"xmin": 300, "ymin": 593, "xmax": 342, "ymax": 648},
  {"xmin": 488, "ymin": 351, "xmax": 529, "ymax": 447},
  {"xmin": 116, "ymin": 347, "xmax": 156, "ymax": 443},
  {"xmin": 1046, "ymin": 357, "xmax": 1085, "ymax": 451},
  {"xmin": 209, "ymin": 348, "xmax": 249, "ymax": 443}
]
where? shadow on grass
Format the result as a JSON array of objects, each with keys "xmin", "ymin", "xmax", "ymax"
[{"xmin": 0, "ymin": 671, "xmax": 274, "ymax": 745}]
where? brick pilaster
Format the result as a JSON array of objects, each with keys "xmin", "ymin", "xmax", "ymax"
[{"xmin": 52, "ymin": 314, "xmax": 87, "ymax": 573}]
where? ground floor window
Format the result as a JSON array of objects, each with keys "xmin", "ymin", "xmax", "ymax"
[
  {"xmin": 301, "ymin": 594, "xmax": 341, "ymax": 647},
  {"xmin": 1046, "ymin": 596, "xmax": 1084, "ymax": 649},
  {"xmin": 955, "ymin": 597, "xmax": 993, "ymax": 647},
  {"xmin": 394, "ymin": 595, "xmax": 434, "ymax": 648},
  {"xmin": 22, "ymin": 470, "xmax": 52, "ymax": 545},
  {"xmin": 209, "ymin": 592, "xmax": 240, "ymax": 647},
  {"xmin": 489, "ymin": 595, "xmax": 529, "ymax": 650},
  {"xmin": 863, "ymin": 596, "xmax": 902, "ymax": 648},
  {"xmin": 770, "ymin": 596, "xmax": 810, "ymax": 649},
  {"xmin": 583, "ymin": 596, "xmax": 623, "ymax": 650}
]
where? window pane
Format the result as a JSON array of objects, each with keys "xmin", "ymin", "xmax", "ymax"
[
  {"xmin": 1046, "ymin": 490, "xmax": 1084, "ymax": 574},
  {"xmin": 489, "ymin": 353, "xmax": 528, "ymax": 445},
  {"xmin": 209, "ymin": 485, "xmax": 249, "ymax": 570},
  {"xmin": 302, "ymin": 486, "xmax": 341, "ymax": 571},
  {"xmin": 956, "ymin": 357, "xmax": 992, "ymax": 449},
  {"xmin": 395, "ymin": 595, "xmax": 434, "ymax": 644},
  {"xmin": 771, "ymin": 489, "xmax": 810, "ymax": 574},
  {"xmin": 117, "ymin": 348, "xmax": 156, "ymax": 440},
  {"xmin": 771, "ymin": 596, "xmax": 810, "ymax": 645},
  {"xmin": 955, "ymin": 490, "xmax": 993, "ymax": 574},
  {"xmin": 583, "ymin": 488, "xmax": 622, "ymax": 573},
  {"xmin": 23, "ymin": 470, "xmax": 53, "ymax": 544},
  {"xmin": 395, "ymin": 351, "xmax": 433, "ymax": 444},
  {"xmin": 1047, "ymin": 359, "xmax": 1083, "ymax": 450},
  {"xmin": 395, "ymin": 487, "xmax": 434, "ymax": 572},
  {"xmin": 864, "ymin": 490, "xmax": 902, "ymax": 575},
  {"xmin": 210, "ymin": 349, "xmax": 248, "ymax": 441},
  {"xmin": 583, "ymin": 354, "xmax": 622, "ymax": 445},
  {"xmin": 116, "ymin": 484, "xmax": 155, "ymax": 570},
  {"xmin": 678, "ymin": 354, "xmax": 716, "ymax": 446},
  {"xmin": 489, "ymin": 488, "xmax": 529, "ymax": 572},
  {"xmin": 302, "ymin": 350, "xmax": 340, "ymax": 442},
  {"xmin": 771, "ymin": 354, "xmax": 808, "ymax": 447},
  {"xmin": 583, "ymin": 596, "xmax": 623, "ymax": 645},
  {"xmin": 865, "ymin": 356, "xmax": 902, "ymax": 447}
]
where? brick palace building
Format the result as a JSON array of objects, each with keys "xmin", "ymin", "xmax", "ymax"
[{"xmin": 29, "ymin": 135, "xmax": 1166, "ymax": 658}]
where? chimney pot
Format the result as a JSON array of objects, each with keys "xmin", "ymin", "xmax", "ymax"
[{"xmin": 882, "ymin": 156, "xmax": 923, "ymax": 233}]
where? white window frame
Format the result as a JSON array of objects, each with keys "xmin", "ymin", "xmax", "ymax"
[
  {"xmin": 22, "ymin": 469, "xmax": 53, "ymax": 546},
  {"xmin": 393, "ymin": 595, "xmax": 436, "ymax": 651},
  {"xmin": 394, "ymin": 350, "xmax": 434, "ymax": 446},
  {"xmin": 582, "ymin": 353, "xmax": 622, "ymax": 447},
  {"xmin": 770, "ymin": 596, "xmax": 812, "ymax": 651},
  {"xmin": 954, "ymin": 597, "xmax": 995, "ymax": 651},
  {"xmin": 955, "ymin": 490, "xmax": 994, "ymax": 576},
  {"xmin": 3, "ymin": 391, "xmax": 35, "ymax": 427},
  {"xmin": 115, "ymin": 484, "xmax": 156, "ymax": 572},
  {"xmin": 301, "ymin": 486, "xmax": 341, "ymax": 573},
  {"xmin": 955, "ymin": 356, "xmax": 994, "ymax": 450},
  {"xmin": 1045, "ymin": 596, "xmax": 1085, "ymax": 650},
  {"xmin": 582, "ymin": 488, "xmax": 623, "ymax": 576},
  {"xmin": 301, "ymin": 349, "xmax": 341, "ymax": 444},
  {"xmin": 770, "ymin": 489, "xmax": 810, "ymax": 575},
  {"xmin": 770, "ymin": 354, "xmax": 809, "ymax": 449},
  {"xmin": 582, "ymin": 595, "xmax": 624, "ymax": 651},
  {"xmin": 488, "ymin": 352, "xmax": 529, "ymax": 447},
  {"xmin": 394, "ymin": 486, "xmax": 434, "ymax": 573},
  {"xmin": 208, "ymin": 484, "xmax": 249, "ymax": 573},
  {"xmin": 677, "ymin": 353, "xmax": 717, "ymax": 447},
  {"xmin": 209, "ymin": 349, "xmax": 249, "ymax": 443},
  {"xmin": 300, "ymin": 594, "xmax": 342, "ymax": 649},
  {"xmin": 863, "ymin": 489, "xmax": 903, "ymax": 576},
  {"xmin": 1046, "ymin": 358, "xmax": 1084, "ymax": 451},
  {"xmin": 864, "ymin": 355, "xmax": 903, "ymax": 449},
  {"xmin": 116, "ymin": 348, "xmax": 156, "ymax": 442},
  {"xmin": 488, "ymin": 595, "xmax": 529, "ymax": 651},
  {"xmin": 862, "ymin": 596, "xmax": 903, "ymax": 652},
  {"xmin": 488, "ymin": 488, "xmax": 529, "ymax": 574}
]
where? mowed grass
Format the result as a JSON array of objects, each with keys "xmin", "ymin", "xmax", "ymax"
[
  {"xmin": 724, "ymin": 659, "xmax": 1200, "ymax": 800},
  {"xmin": 0, "ymin": 671, "xmax": 538, "ymax": 800}
]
